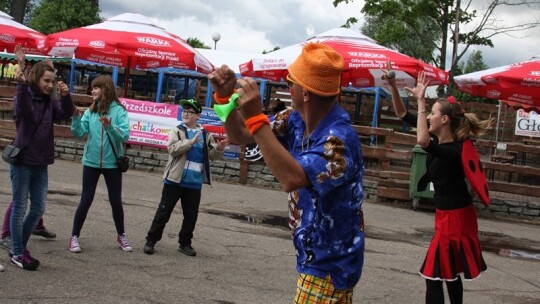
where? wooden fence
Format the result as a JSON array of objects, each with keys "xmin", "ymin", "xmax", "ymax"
[{"xmin": 1, "ymin": 85, "xmax": 539, "ymax": 202}]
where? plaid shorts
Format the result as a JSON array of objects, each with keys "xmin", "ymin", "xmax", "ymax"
[{"xmin": 293, "ymin": 273, "xmax": 354, "ymax": 304}]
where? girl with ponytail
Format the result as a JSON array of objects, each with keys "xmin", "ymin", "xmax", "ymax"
[{"xmin": 387, "ymin": 70, "xmax": 493, "ymax": 304}]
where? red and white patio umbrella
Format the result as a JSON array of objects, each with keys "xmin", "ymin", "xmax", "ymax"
[
  {"xmin": 454, "ymin": 57, "xmax": 540, "ymax": 107},
  {"xmin": 0, "ymin": 10, "xmax": 45, "ymax": 55},
  {"xmin": 239, "ymin": 28, "xmax": 448, "ymax": 88},
  {"xmin": 44, "ymin": 13, "xmax": 213, "ymax": 72}
]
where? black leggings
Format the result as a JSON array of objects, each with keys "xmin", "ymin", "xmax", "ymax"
[
  {"xmin": 72, "ymin": 166, "xmax": 125, "ymax": 236},
  {"xmin": 426, "ymin": 276, "xmax": 463, "ymax": 304}
]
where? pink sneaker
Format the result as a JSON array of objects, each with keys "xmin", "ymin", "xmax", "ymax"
[
  {"xmin": 117, "ymin": 233, "xmax": 132, "ymax": 252},
  {"xmin": 69, "ymin": 236, "xmax": 81, "ymax": 253}
]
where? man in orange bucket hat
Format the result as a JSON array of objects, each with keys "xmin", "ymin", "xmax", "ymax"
[{"xmin": 208, "ymin": 43, "xmax": 365, "ymax": 303}]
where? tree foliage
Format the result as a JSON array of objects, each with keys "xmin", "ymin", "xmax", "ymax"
[
  {"xmin": 452, "ymin": 50, "xmax": 495, "ymax": 103},
  {"xmin": 459, "ymin": 50, "xmax": 488, "ymax": 74},
  {"xmin": 186, "ymin": 37, "xmax": 210, "ymax": 49},
  {"xmin": 263, "ymin": 46, "xmax": 281, "ymax": 54},
  {"xmin": 333, "ymin": 0, "xmax": 540, "ymax": 93},
  {"xmin": 2, "ymin": 0, "xmax": 34, "ymax": 24},
  {"xmin": 361, "ymin": 14, "xmax": 440, "ymax": 64},
  {"xmin": 0, "ymin": 0, "xmax": 10, "ymax": 13},
  {"xmin": 29, "ymin": 0, "xmax": 101, "ymax": 34},
  {"xmin": 9, "ymin": 0, "xmax": 28, "ymax": 23}
]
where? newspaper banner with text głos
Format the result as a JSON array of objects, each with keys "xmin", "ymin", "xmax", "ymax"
[{"xmin": 515, "ymin": 109, "xmax": 540, "ymax": 138}]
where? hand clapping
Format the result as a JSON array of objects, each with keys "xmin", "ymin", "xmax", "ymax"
[
  {"xmin": 15, "ymin": 67, "xmax": 26, "ymax": 83},
  {"xmin": 14, "ymin": 44, "xmax": 25, "ymax": 66},
  {"xmin": 57, "ymin": 81, "xmax": 69, "ymax": 96},
  {"xmin": 99, "ymin": 115, "xmax": 111, "ymax": 127},
  {"xmin": 190, "ymin": 131, "xmax": 202, "ymax": 145},
  {"xmin": 216, "ymin": 138, "xmax": 230, "ymax": 151},
  {"xmin": 404, "ymin": 71, "xmax": 429, "ymax": 101}
]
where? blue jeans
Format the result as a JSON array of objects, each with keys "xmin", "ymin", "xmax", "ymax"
[{"xmin": 10, "ymin": 164, "xmax": 48, "ymax": 256}]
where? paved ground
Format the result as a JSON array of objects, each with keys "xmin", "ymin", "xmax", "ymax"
[{"xmin": 0, "ymin": 159, "xmax": 538, "ymax": 304}]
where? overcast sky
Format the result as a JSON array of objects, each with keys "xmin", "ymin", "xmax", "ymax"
[{"xmin": 99, "ymin": 0, "xmax": 540, "ymax": 70}]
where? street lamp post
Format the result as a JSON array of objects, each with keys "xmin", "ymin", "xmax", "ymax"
[{"xmin": 212, "ymin": 32, "xmax": 221, "ymax": 50}]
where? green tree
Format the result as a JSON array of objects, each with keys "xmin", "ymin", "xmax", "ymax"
[
  {"xmin": 452, "ymin": 50, "xmax": 494, "ymax": 103},
  {"xmin": 361, "ymin": 14, "xmax": 440, "ymax": 64},
  {"xmin": 186, "ymin": 37, "xmax": 211, "ymax": 49},
  {"xmin": 460, "ymin": 50, "xmax": 488, "ymax": 74},
  {"xmin": 0, "ymin": 0, "xmax": 10, "ymax": 13},
  {"xmin": 29, "ymin": 0, "xmax": 101, "ymax": 34},
  {"xmin": 262, "ymin": 46, "xmax": 281, "ymax": 54},
  {"xmin": 9, "ymin": 0, "xmax": 28, "ymax": 23},
  {"xmin": 333, "ymin": 0, "xmax": 540, "ymax": 94},
  {"xmin": 2, "ymin": 0, "xmax": 34, "ymax": 25}
]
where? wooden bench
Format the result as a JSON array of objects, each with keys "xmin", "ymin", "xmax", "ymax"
[
  {"xmin": 474, "ymin": 139, "xmax": 496, "ymax": 156},
  {"xmin": 71, "ymin": 93, "xmax": 93, "ymax": 106},
  {"xmin": 489, "ymin": 154, "xmax": 515, "ymax": 182},
  {"xmin": 523, "ymin": 138, "xmax": 540, "ymax": 146},
  {"xmin": 0, "ymin": 119, "xmax": 74, "ymax": 149},
  {"xmin": 0, "ymin": 85, "xmax": 16, "ymax": 98},
  {"xmin": 483, "ymin": 161, "xmax": 540, "ymax": 194},
  {"xmin": 490, "ymin": 154, "xmax": 515, "ymax": 164},
  {"xmin": 506, "ymin": 142, "xmax": 540, "ymax": 166},
  {"xmin": 353, "ymin": 125, "xmax": 416, "ymax": 201},
  {"xmin": 0, "ymin": 119, "xmax": 16, "ymax": 148}
]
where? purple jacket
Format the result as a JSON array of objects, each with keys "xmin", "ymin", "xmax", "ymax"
[{"xmin": 13, "ymin": 83, "xmax": 74, "ymax": 166}]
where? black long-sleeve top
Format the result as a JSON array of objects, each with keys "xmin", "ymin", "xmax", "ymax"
[{"xmin": 402, "ymin": 112, "xmax": 472, "ymax": 210}]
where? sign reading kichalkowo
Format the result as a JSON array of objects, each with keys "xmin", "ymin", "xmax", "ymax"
[
  {"xmin": 119, "ymin": 98, "xmax": 240, "ymax": 159},
  {"xmin": 120, "ymin": 98, "xmax": 179, "ymax": 148}
]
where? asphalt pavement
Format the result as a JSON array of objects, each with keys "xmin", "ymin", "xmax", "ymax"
[{"xmin": 0, "ymin": 159, "xmax": 538, "ymax": 304}]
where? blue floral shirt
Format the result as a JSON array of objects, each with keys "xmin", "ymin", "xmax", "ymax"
[{"xmin": 272, "ymin": 103, "xmax": 365, "ymax": 289}]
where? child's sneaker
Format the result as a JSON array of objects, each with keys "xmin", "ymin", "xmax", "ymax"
[
  {"xmin": 23, "ymin": 249, "xmax": 40, "ymax": 266},
  {"xmin": 32, "ymin": 228, "xmax": 57, "ymax": 239},
  {"xmin": 11, "ymin": 254, "xmax": 39, "ymax": 270},
  {"xmin": 69, "ymin": 236, "xmax": 81, "ymax": 253},
  {"xmin": 0, "ymin": 236, "xmax": 11, "ymax": 251},
  {"xmin": 117, "ymin": 233, "xmax": 132, "ymax": 252}
]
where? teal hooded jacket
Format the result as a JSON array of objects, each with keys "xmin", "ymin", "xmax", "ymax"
[{"xmin": 71, "ymin": 100, "xmax": 130, "ymax": 169}]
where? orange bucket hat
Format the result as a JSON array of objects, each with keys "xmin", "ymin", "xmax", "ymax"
[{"xmin": 287, "ymin": 42, "xmax": 344, "ymax": 97}]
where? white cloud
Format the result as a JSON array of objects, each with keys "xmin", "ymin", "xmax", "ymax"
[
  {"xmin": 98, "ymin": 0, "xmax": 539, "ymax": 69},
  {"xmin": 454, "ymin": 0, "xmax": 540, "ymax": 68},
  {"xmin": 100, "ymin": 0, "xmax": 364, "ymax": 53}
]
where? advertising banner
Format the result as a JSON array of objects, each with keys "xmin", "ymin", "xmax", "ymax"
[
  {"xmin": 514, "ymin": 109, "xmax": 540, "ymax": 138},
  {"xmin": 120, "ymin": 98, "xmax": 241, "ymax": 159},
  {"xmin": 120, "ymin": 98, "xmax": 179, "ymax": 147}
]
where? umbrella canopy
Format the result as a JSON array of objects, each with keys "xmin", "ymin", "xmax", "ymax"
[
  {"xmin": 454, "ymin": 57, "xmax": 540, "ymax": 107},
  {"xmin": 239, "ymin": 28, "xmax": 448, "ymax": 88},
  {"xmin": 0, "ymin": 10, "xmax": 45, "ymax": 55},
  {"xmin": 44, "ymin": 13, "xmax": 214, "ymax": 73},
  {"xmin": 0, "ymin": 52, "xmax": 70, "ymax": 63},
  {"xmin": 501, "ymin": 100, "xmax": 540, "ymax": 113}
]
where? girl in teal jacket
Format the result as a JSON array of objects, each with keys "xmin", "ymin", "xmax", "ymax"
[{"xmin": 69, "ymin": 75, "xmax": 132, "ymax": 253}]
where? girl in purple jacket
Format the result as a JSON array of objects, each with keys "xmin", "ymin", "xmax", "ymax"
[{"xmin": 8, "ymin": 44, "xmax": 74, "ymax": 270}]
